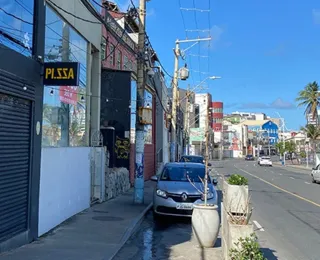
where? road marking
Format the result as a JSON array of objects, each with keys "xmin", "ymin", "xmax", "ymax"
[
  {"xmin": 305, "ymin": 181, "xmax": 311, "ymax": 185},
  {"xmin": 253, "ymin": 220, "xmax": 265, "ymax": 231},
  {"xmin": 279, "ymin": 173, "xmax": 283, "ymax": 175},
  {"xmin": 237, "ymin": 168, "xmax": 320, "ymax": 208},
  {"xmin": 290, "ymin": 177, "xmax": 295, "ymax": 180}
]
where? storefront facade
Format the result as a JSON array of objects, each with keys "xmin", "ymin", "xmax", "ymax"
[
  {"xmin": 0, "ymin": 0, "xmax": 45, "ymax": 252},
  {"xmin": 37, "ymin": 0, "xmax": 102, "ymax": 237}
]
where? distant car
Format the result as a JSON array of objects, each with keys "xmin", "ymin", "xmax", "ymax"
[
  {"xmin": 311, "ymin": 164, "xmax": 320, "ymax": 183},
  {"xmin": 245, "ymin": 155, "xmax": 254, "ymax": 161},
  {"xmin": 151, "ymin": 162, "xmax": 218, "ymax": 219},
  {"xmin": 259, "ymin": 156, "xmax": 272, "ymax": 167}
]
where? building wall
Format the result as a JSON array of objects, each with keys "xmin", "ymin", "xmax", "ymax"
[
  {"xmin": 212, "ymin": 101, "xmax": 223, "ymax": 132},
  {"xmin": 195, "ymin": 93, "xmax": 211, "ymax": 129},
  {"xmin": 38, "ymin": 148, "xmax": 91, "ymax": 236},
  {"xmin": 0, "ymin": 0, "xmax": 45, "ymax": 252},
  {"xmin": 100, "ymin": 9, "xmax": 137, "ymax": 74},
  {"xmin": 39, "ymin": 0, "xmax": 102, "ymax": 237},
  {"xmin": 262, "ymin": 121, "xmax": 279, "ymax": 145}
]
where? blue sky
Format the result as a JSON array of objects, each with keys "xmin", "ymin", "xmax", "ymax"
[{"xmin": 116, "ymin": 0, "xmax": 320, "ymax": 130}]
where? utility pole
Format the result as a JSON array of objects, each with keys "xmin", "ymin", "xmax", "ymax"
[
  {"xmin": 186, "ymin": 84, "xmax": 191, "ymax": 155},
  {"xmin": 170, "ymin": 37, "xmax": 211, "ymax": 162},
  {"xmin": 171, "ymin": 42, "xmax": 180, "ymax": 162},
  {"xmin": 134, "ymin": 0, "xmax": 146, "ymax": 204}
]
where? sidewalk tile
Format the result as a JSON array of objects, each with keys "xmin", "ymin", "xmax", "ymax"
[{"xmin": 0, "ymin": 181, "xmax": 156, "ymax": 260}]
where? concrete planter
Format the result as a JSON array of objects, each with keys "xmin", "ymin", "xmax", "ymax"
[
  {"xmin": 224, "ymin": 181, "xmax": 249, "ymax": 214},
  {"xmin": 221, "ymin": 202, "xmax": 254, "ymax": 259},
  {"xmin": 191, "ymin": 204, "xmax": 220, "ymax": 248}
]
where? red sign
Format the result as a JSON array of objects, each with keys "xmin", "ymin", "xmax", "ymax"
[{"xmin": 59, "ymin": 86, "xmax": 78, "ymax": 105}]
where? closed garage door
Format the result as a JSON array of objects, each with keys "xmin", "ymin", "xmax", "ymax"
[{"xmin": 0, "ymin": 93, "xmax": 31, "ymax": 242}]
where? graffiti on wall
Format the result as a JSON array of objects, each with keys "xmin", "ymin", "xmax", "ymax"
[{"xmin": 115, "ymin": 136, "xmax": 130, "ymax": 159}]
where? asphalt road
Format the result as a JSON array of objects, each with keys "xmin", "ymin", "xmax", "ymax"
[
  {"xmin": 212, "ymin": 159, "xmax": 320, "ymax": 260},
  {"xmin": 113, "ymin": 212, "xmax": 222, "ymax": 260}
]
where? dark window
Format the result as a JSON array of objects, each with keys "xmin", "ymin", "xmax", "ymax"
[
  {"xmin": 195, "ymin": 104, "xmax": 200, "ymax": 128},
  {"xmin": 160, "ymin": 167, "xmax": 205, "ymax": 182}
]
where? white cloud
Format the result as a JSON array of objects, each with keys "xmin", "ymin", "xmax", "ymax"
[
  {"xmin": 312, "ymin": 9, "xmax": 320, "ymax": 25},
  {"xmin": 239, "ymin": 98, "xmax": 296, "ymax": 110}
]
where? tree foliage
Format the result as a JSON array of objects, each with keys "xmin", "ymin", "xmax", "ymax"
[{"xmin": 296, "ymin": 81, "xmax": 320, "ymax": 122}]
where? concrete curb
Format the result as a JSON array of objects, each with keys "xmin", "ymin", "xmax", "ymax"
[
  {"xmin": 107, "ymin": 202, "xmax": 153, "ymax": 260},
  {"xmin": 273, "ymin": 163, "xmax": 311, "ymax": 173}
]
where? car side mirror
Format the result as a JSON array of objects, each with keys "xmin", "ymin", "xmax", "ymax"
[
  {"xmin": 212, "ymin": 178, "xmax": 218, "ymax": 186},
  {"xmin": 208, "ymin": 163, "xmax": 212, "ymax": 167},
  {"xmin": 151, "ymin": 175, "xmax": 158, "ymax": 182}
]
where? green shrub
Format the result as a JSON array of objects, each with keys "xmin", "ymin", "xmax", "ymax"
[
  {"xmin": 227, "ymin": 174, "xmax": 248, "ymax": 186},
  {"xmin": 300, "ymin": 151, "xmax": 306, "ymax": 158},
  {"xmin": 229, "ymin": 233, "xmax": 266, "ymax": 260}
]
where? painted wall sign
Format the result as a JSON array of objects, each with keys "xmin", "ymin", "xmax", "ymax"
[
  {"xmin": 59, "ymin": 86, "xmax": 78, "ymax": 105},
  {"xmin": 43, "ymin": 62, "xmax": 80, "ymax": 86}
]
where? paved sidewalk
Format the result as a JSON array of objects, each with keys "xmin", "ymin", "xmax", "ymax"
[
  {"xmin": 0, "ymin": 181, "xmax": 156, "ymax": 260},
  {"xmin": 273, "ymin": 161, "xmax": 312, "ymax": 171}
]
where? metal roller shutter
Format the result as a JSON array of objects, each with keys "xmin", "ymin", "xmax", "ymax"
[{"xmin": 0, "ymin": 92, "xmax": 31, "ymax": 242}]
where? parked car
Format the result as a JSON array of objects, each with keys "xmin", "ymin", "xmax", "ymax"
[
  {"xmin": 179, "ymin": 155, "xmax": 212, "ymax": 166},
  {"xmin": 151, "ymin": 162, "xmax": 218, "ymax": 219},
  {"xmin": 245, "ymin": 154, "xmax": 254, "ymax": 161},
  {"xmin": 258, "ymin": 156, "xmax": 272, "ymax": 167},
  {"xmin": 311, "ymin": 164, "xmax": 320, "ymax": 183}
]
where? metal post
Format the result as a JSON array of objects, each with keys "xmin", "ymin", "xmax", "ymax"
[
  {"xmin": 282, "ymin": 118, "xmax": 286, "ymax": 166},
  {"xmin": 268, "ymin": 131, "xmax": 271, "ymax": 156},
  {"xmin": 204, "ymin": 99, "xmax": 209, "ymax": 205},
  {"xmin": 134, "ymin": 0, "xmax": 146, "ymax": 204},
  {"xmin": 306, "ymin": 141, "xmax": 309, "ymax": 168},
  {"xmin": 171, "ymin": 42, "xmax": 180, "ymax": 162},
  {"xmin": 186, "ymin": 85, "xmax": 191, "ymax": 155},
  {"xmin": 61, "ymin": 22, "xmax": 70, "ymax": 146}
]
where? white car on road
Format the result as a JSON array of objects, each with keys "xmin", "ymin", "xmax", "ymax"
[
  {"xmin": 311, "ymin": 164, "xmax": 320, "ymax": 183},
  {"xmin": 258, "ymin": 156, "xmax": 272, "ymax": 167}
]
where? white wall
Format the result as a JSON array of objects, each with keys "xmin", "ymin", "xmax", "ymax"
[{"xmin": 38, "ymin": 147, "xmax": 91, "ymax": 236}]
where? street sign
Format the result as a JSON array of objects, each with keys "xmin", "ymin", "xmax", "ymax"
[{"xmin": 43, "ymin": 62, "xmax": 80, "ymax": 86}]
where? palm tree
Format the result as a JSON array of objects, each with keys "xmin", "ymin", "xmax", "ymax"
[
  {"xmin": 296, "ymin": 81, "xmax": 320, "ymax": 124},
  {"xmin": 300, "ymin": 124, "xmax": 320, "ymax": 165}
]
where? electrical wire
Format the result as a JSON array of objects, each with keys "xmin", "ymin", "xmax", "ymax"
[
  {"xmin": 0, "ymin": 7, "xmax": 33, "ymax": 25},
  {"xmin": 47, "ymin": 0, "xmax": 101, "ymax": 24}
]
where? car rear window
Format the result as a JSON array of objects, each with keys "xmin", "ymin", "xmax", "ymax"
[
  {"xmin": 180, "ymin": 156, "xmax": 204, "ymax": 164},
  {"xmin": 160, "ymin": 166, "xmax": 205, "ymax": 182},
  {"xmin": 262, "ymin": 157, "xmax": 270, "ymax": 160}
]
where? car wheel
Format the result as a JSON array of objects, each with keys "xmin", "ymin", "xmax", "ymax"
[{"xmin": 312, "ymin": 175, "xmax": 316, "ymax": 183}]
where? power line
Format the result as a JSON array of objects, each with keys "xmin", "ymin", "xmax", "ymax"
[
  {"xmin": 47, "ymin": 0, "xmax": 101, "ymax": 24},
  {"xmin": 0, "ymin": 7, "xmax": 33, "ymax": 25}
]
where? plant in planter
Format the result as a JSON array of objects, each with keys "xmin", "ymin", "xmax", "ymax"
[
  {"xmin": 224, "ymin": 174, "xmax": 249, "ymax": 214},
  {"xmin": 222, "ymin": 194, "xmax": 254, "ymax": 260},
  {"xmin": 229, "ymin": 233, "xmax": 266, "ymax": 260},
  {"xmin": 188, "ymin": 128, "xmax": 220, "ymax": 248}
]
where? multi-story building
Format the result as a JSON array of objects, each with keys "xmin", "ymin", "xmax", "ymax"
[
  {"xmin": 188, "ymin": 93, "xmax": 213, "ymax": 156},
  {"xmin": 211, "ymin": 101, "xmax": 223, "ymax": 143}
]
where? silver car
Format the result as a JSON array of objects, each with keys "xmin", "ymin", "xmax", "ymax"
[{"xmin": 151, "ymin": 162, "xmax": 218, "ymax": 218}]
